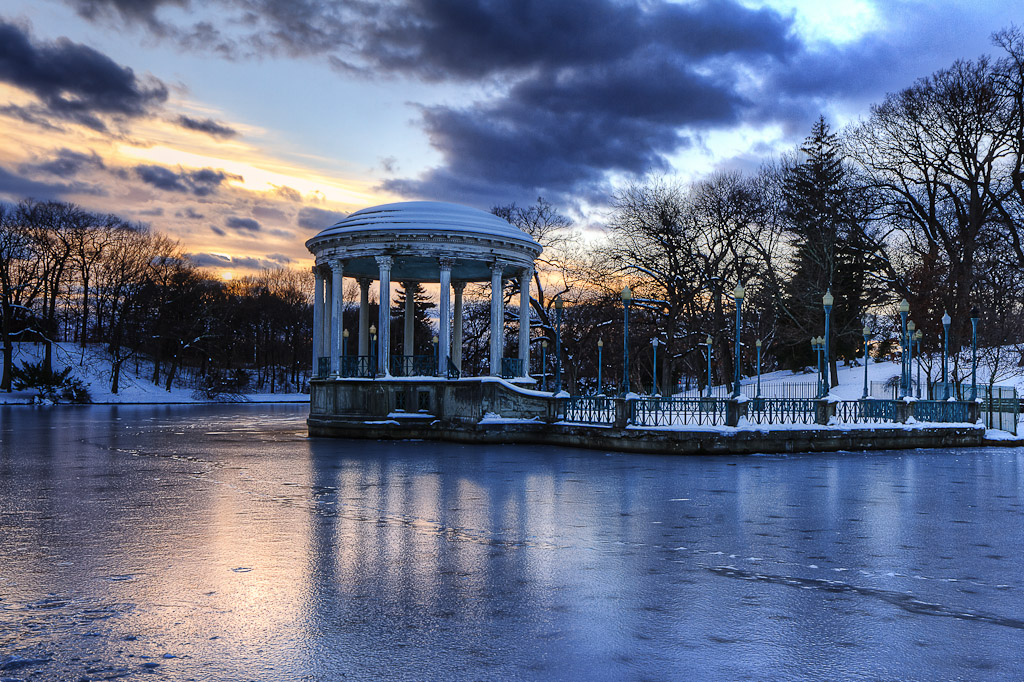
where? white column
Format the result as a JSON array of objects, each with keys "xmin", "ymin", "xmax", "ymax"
[
  {"xmin": 358, "ymin": 278, "xmax": 370, "ymax": 357},
  {"xmin": 489, "ymin": 262, "xmax": 504, "ymax": 376},
  {"xmin": 330, "ymin": 260, "xmax": 344, "ymax": 375},
  {"xmin": 453, "ymin": 282, "xmax": 465, "ymax": 372},
  {"xmin": 376, "ymin": 256, "xmax": 393, "ymax": 375},
  {"xmin": 438, "ymin": 259, "xmax": 452, "ymax": 376},
  {"xmin": 312, "ymin": 265, "xmax": 323, "ymax": 375},
  {"xmin": 403, "ymin": 281, "xmax": 415, "ymax": 358},
  {"xmin": 518, "ymin": 268, "xmax": 531, "ymax": 378},
  {"xmin": 323, "ymin": 268, "xmax": 332, "ymax": 367}
]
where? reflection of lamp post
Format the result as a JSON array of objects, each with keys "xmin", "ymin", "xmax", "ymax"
[
  {"xmin": 862, "ymin": 325, "xmax": 871, "ymax": 399},
  {"xmin": 914, "ymin": 328, "xmax": 923, "ymax": 398},
  {"xmin": 651, "ymin": 337, "xmax": 660, "ymax": 396},
  {"xmin": 941, "ymin": 311, "xmax": 951, "ymax": 389},
  {"xmin": 899, "ymin": 298, "xmax": 910, "ymax": 397},
  {"xmin": 823, "ymin": 289, "xmax": 834, "ymax": 393},
  {"xmin": 621, "ymin": 286, "xmax": 632, "ymax": 395},
  {"xmin": 555, "ymin": 295, "xmax": 564, "ymax": 394},
  {"xmin": 907, "ymin": 320, "xmax": 916, "ymax": 397},
  {"xmin": 597, "ymin": 339, "xmax": 604, "ymax": 395},
  {"xmin": 755, "ymin": 339, "xmax": 762, "ymax": 398},
  {"xmin": 541, "ymin": 339, "xmax": 548, "ymax": 391},
  {"xmin": 705, "ymin": 335, "xmax": 713, "ymax": 398},
  {"xmin": 733, "ymin": 282, "xmax": 745, "ymax": 398},
  {"xmin": 971, "ymin": 307, "xmax": 979, "ymax": 400}
]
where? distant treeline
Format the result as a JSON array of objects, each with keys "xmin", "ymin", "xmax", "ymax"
[{"xmin": 0, "ymin": 200, "xmax": 312, "ymax": 393}]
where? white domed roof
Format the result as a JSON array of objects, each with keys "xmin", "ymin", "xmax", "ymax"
[{"xmin": 312, "ymin": 201, "xmax": 539, "ymax": 247}]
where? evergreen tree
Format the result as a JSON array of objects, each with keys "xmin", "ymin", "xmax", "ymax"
[
  {"xmin": 392, "ymin": 282, "xmax": 436, "ymax": 356},
  {"xmin": 777, "ymin": 117, "xmax": 879, "ymax": 384}
]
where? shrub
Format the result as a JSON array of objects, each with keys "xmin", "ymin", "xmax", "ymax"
[{"xmin": 12, "ymin": 360, "xmax": 92, "ymax": 404}]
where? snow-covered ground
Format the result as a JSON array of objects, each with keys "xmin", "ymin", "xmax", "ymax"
[{"xmin": 0, "ymin": 342, "xmax": 307, "ymax": 405}]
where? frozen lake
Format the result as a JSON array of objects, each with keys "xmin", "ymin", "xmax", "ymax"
[{"xmin": 2, "ymin": 405, "xmax": 1023, "ymax": 681}]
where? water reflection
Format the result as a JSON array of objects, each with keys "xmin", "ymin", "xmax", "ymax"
[{"xmin": 1, "ymin": 405, "xmax": 1023, "ymax": 680}]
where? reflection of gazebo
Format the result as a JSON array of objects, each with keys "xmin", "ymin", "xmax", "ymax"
[{"xmin": 306, "ymin": 201, "xmax": 542, "ymax": 379}]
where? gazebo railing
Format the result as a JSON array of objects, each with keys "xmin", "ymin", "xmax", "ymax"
[
  {"xmin": 340, "ymin": 355, "xmax": 374, "ymax": 378},
  {"xmin": 316, "ymin": 356, "xmax": 331, "ymax": 378},
  {"xmin": 390, "ymin": 354, "xmax": 437, "ymax": 377},
  {"xmin": 747, "ymin": 398, "xmax": 817, "ymax": 425},
  {"xmin": 561, "ymin": 396, "xmax": 616, "ymax": 424},
  {"xmin": 631, "ymin": 397, "xmax": 726, "ymax": 426},
  {"xmin": 501, "ymin": 357, "xmax": 524, "ymax": 379},
  {"xmin": 914, "ymin": 400, "xmax": 971, "ymax": 423}
]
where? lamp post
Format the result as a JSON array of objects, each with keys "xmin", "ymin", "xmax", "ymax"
[
  {"xmin": 822, "ymin": 289, "xmax": 834, "ymax": 393},
  {"xmin": 907, "ymin": 320, "xmax": 916, "ymax": 398},
  {"xmin": 755, "ymin": 339, "xmax": 762, "ymax": 398},
  {"xmin": 971, "ymin": 306, "xmax": 979, "ymax": 401},
  {"xmin": 733, "ymin": 281, "xmax": 745, "ymax": 398},
  {"xmin": 705, "ymin": 335, "xmax": 713, "ymax": 398},
  {"xmin": 812, "ymin": 336, "xmax": 824, "ymax": 397},
  {"xmin": 941, "ymin": 311, "xmax": 951, "ymax": 392},
  {"xmin": 621, "ymin": 286, "xmax": 632, "ymax": 395},
  {"xmin": 914, "ymin": 328, "xmax": 923, "ymax": 398},
  {"xmin": 432, "ymin": 334, "xmax": 439, "ymax": 375},
  {"xmin": 862, "ymin": 325, "xmax": 871, "ymax": 399},
  {"xmin": 342, "ymin": 329, "xmax": 349, "ymax": 375},
  {"xmin": 541, "ymin": 340, "xmax": 548, "ymax": 391},
  {"xmin": 554, "ymin": 295, "xmax": 564, "ymax": 394},
  {"xmin": 899, "ymin": 298, "xmax": 910, "ymax": 397},
  {"xmin": 651, "ymin": 337, "xmax": 660, "ymax": 396},
  {"xmin": 597, "ymin": 339, "xmax": 604, "ymax": 395},
  {"xmin": 369, "ymin": 324, "xmax": 377, "ymax": 377}
]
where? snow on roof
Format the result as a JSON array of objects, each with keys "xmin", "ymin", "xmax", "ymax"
[{"xmin": 312, "ymin": 201, "xmax": 539, "ymax": 247}]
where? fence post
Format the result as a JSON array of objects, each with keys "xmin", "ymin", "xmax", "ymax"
[
  {"xmin": 897, "ymin": 400, "xmax": 913, "ymax": 424},
  {"xmin": 726, "ymin": 397, "xmax": 747, "ymax": 427},
  {"xmin": 548, "ymin": 394, "xmax": 568, "ymax": 423},
  {"xmin": 815, "ymin": 399, "xmax": 836, "ymax": 425},
  {"xmin": 967, "ymin": 399, "xmax": 981, "ymax": 425},
  {"xmin": 615, "ymin": 396, "xmax": 635, "ymax": 428}
]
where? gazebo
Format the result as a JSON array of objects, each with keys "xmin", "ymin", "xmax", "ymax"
[{"xmin": 306, "ymin": 200, "xmax": 542, "ymax": 380}]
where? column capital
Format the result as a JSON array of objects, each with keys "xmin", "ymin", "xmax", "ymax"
[
  {"xmin": 438, "ymin": 256, "xmax": 454, "ymax": 271},
  {"xmin": 490, "ymin": 261, "xmax": 506, "ymax": 276},
  {"xmin": 329, "ymin": 259, "xmax": 344, "ymax": 273},
  {"xmin": 452, "ymin": 281, "xmax": 467, "ymax": 293},
  {"xmin": 357, "ymin": 276, "xmax": 372, "ymax": 288},
  {"xmin": 375, "ymin": 255, "xmax": 394, "ymax": 270}
]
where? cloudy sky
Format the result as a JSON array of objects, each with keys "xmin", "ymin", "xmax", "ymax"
[{"xmin": 0, "ymin": 0, "xmax": 1019, "ymax": 276}]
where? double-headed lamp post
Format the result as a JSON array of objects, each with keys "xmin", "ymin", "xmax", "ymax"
[
  {"xmin": 907, "ymin": 320, "xmax": 916, "ymax": 397},
  {"xmin": 899, "ymin": 298, "xmax": 910, "ymax": 397},
  {"xmin": 941, "ymin": 311, "xmax": 951, "ymax": 390},
  {"xmin": 755, "ymin": 339, "xmax": 762, "ymax": 398},
  {"xmin": 971, "ymin": 306, "xmax": 980, "ymax": 400},
  {"xmin": 862, "ymin": 325, "xmax": 871, "ymax": 399},
  {"xmin": 651, "ymin": 337, "xmax": 660, "ymax": 396},
  {"xmin": 733, "ymin": 282, "xmax": 745, "ymax": 398},
  {"xmin": 621, "ymin": 286, "xmax": 632, "ymax": 395},
  {"xmin": 554, "ymin": 295, "xmax": 564, "ymax": 394},
  {"xmin": 597, "ymin": 339, "xmax": 604, "ymax": 395},
  {"xmin": 822, "ymin": 289, "xmax": 834, "ymax": 393},
  {"xmin": 705, "ymin": 335, "xmax": 713, "ymax": 398},
  {"xmin": 914, "ymin": 328, "xmax": 923, "ymax": 398}
]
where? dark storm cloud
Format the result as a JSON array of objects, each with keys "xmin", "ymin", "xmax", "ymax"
[
  {"xmin": 225, "ymin": 216, "xmax": 260, "ymax": 232},
  {"xmin": 20, "ymin": 148, "xmax": 106, "ymax": 178},
  {"xmin": 296, "ymin": 206, "xmax": 346, "ymax": 230},
  {"xmin": 176, "ymin": 114, "xmax": 238, "ymax": 139},
  {"xmin": 0, "ymin": 20, "xmax": 167, "ymax": 129},
  {"xmin": 135, "ymin": 164, "xmax": 239, "ymax": 196}
]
